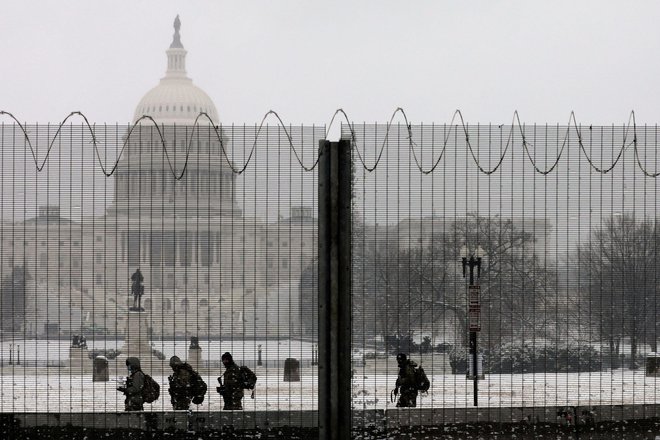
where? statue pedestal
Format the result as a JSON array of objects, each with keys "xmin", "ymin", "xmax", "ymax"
[
  {"xmin": 121, "ymin": 311, "xmax": 151, "ymax": 356},
  {"xmin": 114, "ymin": 311, "xmax": 165, "ymax": 376},
  {"xmin": 188, "ymin": 347, "xmax": 203, "ymax": 371},
  {"xmin": 68, "ymin": 347, "xmax": 91, "ymax": 374}
]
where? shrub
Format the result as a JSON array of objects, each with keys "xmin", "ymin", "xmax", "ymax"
[
  {"xmin": 448, "ymin": 347, "xmax": 468, "ymax": 374},
  {"xmin": 484, "ymin": 342, "xmax": 602, "ymax": 374}
]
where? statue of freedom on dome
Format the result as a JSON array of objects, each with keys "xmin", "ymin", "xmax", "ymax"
[{"xmin": 171, "ymin": 15, "xmax": 183, "ymax": 48}]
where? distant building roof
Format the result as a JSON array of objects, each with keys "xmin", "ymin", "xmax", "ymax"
[{"xmin": 21, "ymin": 205, "xmax": 77, "ymax": 226}]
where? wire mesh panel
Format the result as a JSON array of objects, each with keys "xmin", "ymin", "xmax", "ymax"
[
  {"xmin": 3, "ymin": 117, "xmax": 660, "ymax": 437},
  {"xmin": 0, "ymin": 122, "xmax": 322, "ymax": 423},
  {"xmin": 348, "ymin": 122, "xmax": 660, "ymax": 431}
]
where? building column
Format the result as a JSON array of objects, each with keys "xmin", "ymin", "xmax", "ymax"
[
  {"xmin": 141, "ymin": 234, "xmax": 146, "ymax": 263},
  {"xmin": 178, "ymin": 233, "xmax": 183, "ymax": 267},
  {"xmin": 171, "ymin": 232, "xmax": 176, "ymax": 267},
  {"xmin": 145, "ymin": 233, "xmax": 150, "ymax": 264},
  {"xmin": 121, "ymin": 232, "xmax": 126, "ymax": 262},
  {"xmin": 193, "ymin": 231, "xmax": 198, "ymax": 265}
]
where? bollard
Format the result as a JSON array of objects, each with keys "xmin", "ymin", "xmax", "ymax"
[
  {"xmin": 257, "ymin": 344, "xmax": 263, "ymax": 367},
  {"xmin": 311, "ymin": 344, "xmax": 318, "ymax": 366},
  {"xmin": 8, "ymin": 343, "xmax": 13, "ymax": 365},
  {"xmin": 646, "ymin": 353, "xmax": 660, "ymax": 376},
  {"xmin": 188, "ymin": 336, "xmax": 203, "ymax": 371},
  {"xmin": 283, "ymin": 358, "xmax": 300, "ymax": 382},
  {"xmin": 93, "ymin": 356, "xmax": 109, "ymax": 382},
  {"xmin": 17, "ymin": 345, "xmax": 20, "ymax": 365}
]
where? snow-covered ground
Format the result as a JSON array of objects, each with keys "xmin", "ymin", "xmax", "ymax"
[{"xmin": 1, "ymin": 369, "xmax": 659, "ymax": 412}]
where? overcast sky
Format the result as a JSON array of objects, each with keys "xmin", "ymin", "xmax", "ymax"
[{"xmin": 2, "ymin": 0, "xmax": 660, "ymax": 125}]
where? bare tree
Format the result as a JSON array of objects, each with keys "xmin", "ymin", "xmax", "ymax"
[
  {"xmin": 578, "ymin": 213, "xmax": 660, "ymax": 367},
  {"xmin": 355, "ymin": 243, "xmax": 456, "ymax": 343},
  {"xmin": 352, "ymin": 214, "xmax": 557, "ymax": 350},
  {"xmin": 1, "ymin": 266, "xmax": 31, "ymax": 332},
  {"xmin": 450, "ymin": 214, "xmax": 558, "ymax": 348}
]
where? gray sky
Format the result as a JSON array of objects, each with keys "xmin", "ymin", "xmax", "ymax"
[{"xmin": 2, "ymin": 0, "xmax": 660, "ymax": 125}]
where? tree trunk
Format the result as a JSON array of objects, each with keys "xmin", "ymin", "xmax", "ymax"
[{"xmin": 609, "ymin": 337, "xmax": 621, "ymax": 369}]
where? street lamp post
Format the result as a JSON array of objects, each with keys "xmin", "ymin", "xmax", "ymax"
[{"xmin": 461, "ymin": 245, "xmax": 484, "ymax": 407}]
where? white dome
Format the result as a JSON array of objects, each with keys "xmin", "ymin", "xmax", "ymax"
[
  {"xmin": 134, "ymin": 78, "xmax": 219, "ymax": 125},
  {"xmin": 133, "ymin": 16, "xmax": 219, "ymax": 125}
]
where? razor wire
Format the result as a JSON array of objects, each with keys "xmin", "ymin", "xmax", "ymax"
[{"xmin": 1, "ymin": 109, "xmax": 658, "ymax": 178}]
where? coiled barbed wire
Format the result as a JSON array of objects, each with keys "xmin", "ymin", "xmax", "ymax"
[{"xmin": 0, "ymin": 109, "xmax": 657, "ymax": 178}]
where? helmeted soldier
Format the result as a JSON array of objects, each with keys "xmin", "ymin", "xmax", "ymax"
[
  {"xmin": 217, "ymin": 352, "xmax": 244, "ymax": 410},
  {"xmin": 168, "ymin": 355, "xmax": 198, "ymax": 410},
  {"xmin": 393, "ymin": 353, "xmax": 418, "ymax": 407},
  {"xmin": 117, "ymin": 357, "xmax": 145, "ymax": 411}
]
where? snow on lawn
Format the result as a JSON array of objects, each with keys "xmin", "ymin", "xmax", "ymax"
[
  {"xmin": 2, "ymin": 369, "xmax": 660, "ymax": 412},
  {"xmin": 0, "ymin": 371, "xmax": 318, "ymax": 413}
]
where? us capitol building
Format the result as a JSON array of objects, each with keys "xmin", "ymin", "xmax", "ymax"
[
  {"xmin": 1, "ymin": 17, "xmax": 553, "ymax": 343},
  {"xmin": 0, "ymin": 17, "xmax": 317, "ymax": 339}
]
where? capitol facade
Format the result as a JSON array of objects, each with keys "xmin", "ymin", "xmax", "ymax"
[{"xmin": 0, "ymin": 17, "xmax": 317, "ymax": 340}]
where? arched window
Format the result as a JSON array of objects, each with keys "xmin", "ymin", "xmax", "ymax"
[{"xmin": 182, "ymin": 298, "xmax": 189, "ymax": 311}]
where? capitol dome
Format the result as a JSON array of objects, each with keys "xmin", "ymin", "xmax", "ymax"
[{"xmin": 133, "ymin": 15, "xmax": 219, "ymax": 124}]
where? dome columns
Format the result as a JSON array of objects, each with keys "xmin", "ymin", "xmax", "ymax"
[{"xmin": 166, "ymin": 48, "xmax": 188, "ymax": 78}]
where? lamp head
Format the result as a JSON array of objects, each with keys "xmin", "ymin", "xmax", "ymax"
[{"xmin": 459, "ymin": 245, "xmax": 469, "ymax": 259}]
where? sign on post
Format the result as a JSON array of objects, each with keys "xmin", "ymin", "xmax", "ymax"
[
  {"xmin": 468, "ymin": 306, "xmax": 481, "ymax": 332},
  {"xmin": 468, "ymin": 285, "xmax": 481, "ymax": 331},
  {"xmin": 468, "ymin": 285, "xmax": 480, "ymax": 305}
]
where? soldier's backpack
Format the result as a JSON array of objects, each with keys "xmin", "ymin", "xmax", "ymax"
[
  {"xmin": 414, "ymin": 366, "xmax": 430, "ymax": 392},
  {"xmin": 142, "ymin": 373, "xmax": 161, "ymax": 403},
  {"xmin": 239, "ymin": 365, "xmax": 257, "ymax": 390},
  {"xmin": 190, "ymin": 370, "xmax": 208, "ymax": 405}
]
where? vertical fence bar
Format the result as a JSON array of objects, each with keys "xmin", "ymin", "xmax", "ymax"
[{"xmin": 318, "ymin": 139, "xmax": 352, "ymax": 440}]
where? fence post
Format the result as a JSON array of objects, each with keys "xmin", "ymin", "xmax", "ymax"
[{"xmin": 318, "ymin": 139, "xmax": 352, "ymax": 440}]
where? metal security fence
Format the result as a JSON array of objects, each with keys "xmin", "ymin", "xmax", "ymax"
[
  {"xmin": 0, "ymin": 114, "xmax": 659, "ymax": 437},
  {"xmin": 347, "ymin": 120, "xmax": 660, "ymax": 433},
  {"xmin": 0, "ymin": 120, "xmax": 323, "ymax": 418}
]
